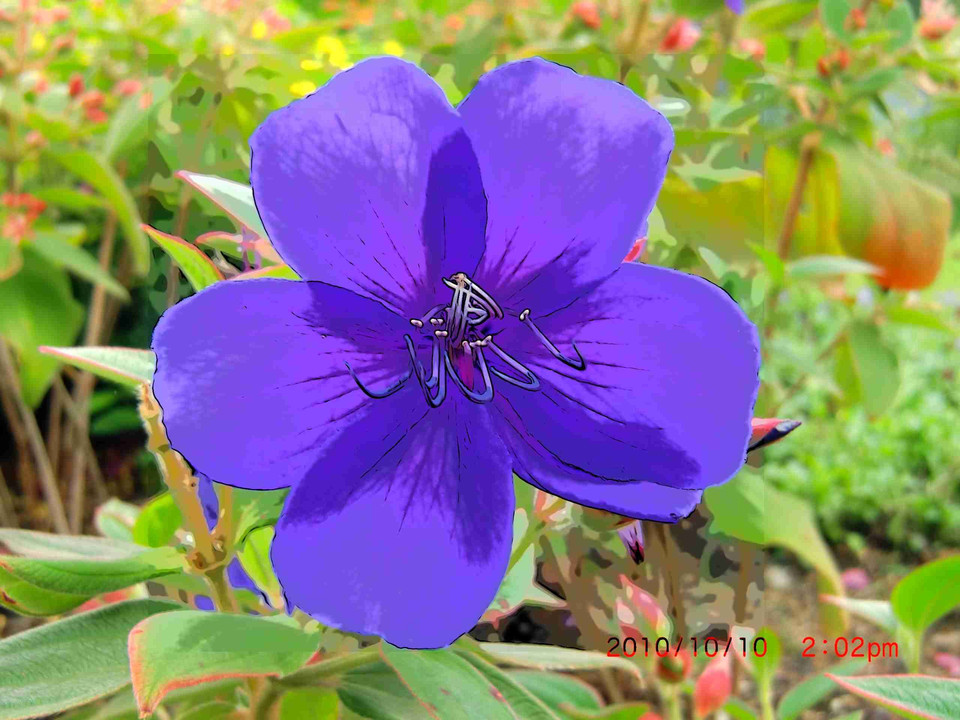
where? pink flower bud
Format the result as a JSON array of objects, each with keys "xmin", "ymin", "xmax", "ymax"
[
  {"xmin": 694, "ymin": 654, "xmax": 732, "ymax": 718},
  {"xmin": 617, "ymin": 574, "xmax": 670, "ymax": 637},
  {"xmin": 571, "ymin": 1, "xmax": 601, "ymax": 29},
  {"xmin": 114, "ymin": 78, "xmax": 143, "ymax": 96},
  {"xmin": 660, "ymin": 18, "xmax": 700, "ymax": 53},
  {"xmin": 841, "ymin": 568, "xmax": 871, "ymax": 591}
]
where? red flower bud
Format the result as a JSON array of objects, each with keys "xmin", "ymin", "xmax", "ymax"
[
  {"xmin": 694, "ymin": 655, "xmax": 733, "ymax": 717},
  {"xmin": 835, "ymin": 47, "xmax": 851, "ymax": 71},
  {"xmin": 660, "ymin": 18, "xmax": 700, "ymax": 53},
  {"xmin": 571, "ymin": 1, "xmax": 601, "ymax": 29},
  {"xmin": 817, "ymin": 56, "xmax": 832, "ymax": 78},
  {"xmin": 849, "ymin": 7, "xmax": 867, "ymax": 29},
  {"xmin": 79, "ymin": 89, "xmax": 105, "ymax": 108},
  {"xmin": 113, "ymin": 78, "xmax": 143, "ymax": 96},
  {"xmin": 68, "ymin": 73, "xmax": 84, "ymax": 98},
  {"xmin": 657, "ymin": 648, "xmax": 693, "ymax": 683}
]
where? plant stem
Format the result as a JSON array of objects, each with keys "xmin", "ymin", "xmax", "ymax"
[
  {"xmin": 67, "ymin": 213, "xmax": 117, "ymax": 532},
  {"xmin": 251, "ymin": 680, "xmax": 281, "ymax": 720},
  {"xmin": 0, "ymin": 338, "xmax": 70, "ymax": 533},
  {"xmin": 278, "ymin": 644, "xmax": 382, "ymax": 689},
  {"xmin": 0, "ymin": 466, "xmax": 18, "ymax": 527},
  {"xmin": 663, "ymin": 685, "xmax": 683, "ymax": 720}
]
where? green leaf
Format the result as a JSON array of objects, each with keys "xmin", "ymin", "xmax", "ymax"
[
  {"xmin": 131, "ymin": 493, "xmax": 183, "ymax": 548},
  {"xmin": 747, "ymin": 243, "xmax": 786, "ymax": 286},
  {"xmin": 279, "ymin": 688, "xmax": 339, "ymax": 719},
  {"xmin": 891, "ymin": 556, "xmax": 960, "ymax": 638},
  {"xmin": 232, "ymin": 487, "xmax": 288, "ymax": 545},
  {"xmin": 32, "ymin": 187, "xmax": 107, "ymax": 212},
  {"xmin": 0, "ymin": 530, "xmax": 186, "ymax": 615},
  {"xmin": 456, "ymin": 651, "xmax": 562, "ymax": 719},
  {"xmin": 745, "ymin": 0, "xmax": 817, "ymax": 32},
  {"xmin": 787, "ymin": 256, "xmax": 882, "ymax": 278},
  {"xmin": 819, "ymin": 596, "xmax": 898, "ymax": 634},
  {"xmin": 49, "ymin": 149, "xmax": 149, "ymax": 276},
  {"xmin": 833, "ymin": 321, "xmax": 901, "ymax": 417},
  {"xmin": 0, "ymin": 599, "xmax": 180, "ymax": 720},
  {"xmin": 777, "ymin": 659, "xmax": 867, "ymax": 720},
  {"xmin": 177, "ymin": 171, "xmax": 267, "ymax": 237},
  {"xmin": 509, "ymin": 671, "xmax": 602, "ymax": 713},
  {"xmin": 380, "ymin": 644, "xmax": 518, "ymax": 720},
  {"xmin": 237, "ymin": 526, "xmax": 282, "ymax": 608},
  {"xmin": 884, "ymin": 1, "xmax": 914, "ymax": 51},
  {"xmin": 129, "ymin": 611, "xmax": 318, "ymax": 716},
  {"xmin": 103, "ymin": 77, "xmax": 173, "ymax": 161},
  {"xmin": 704, "ymin": 468, "xmax": 847, "ymax": 634},
  {"xmin": 37, "ymin": 346, "xmax": 155, "ymax": 388},
  {"xmin": 29, "ymin": 230, "xmax": 129, "ymax": 300},
  {"xmin": 0, "ymin": 249, "xmax": 84, "ymax": 407},
  {"xmin": 143, "ymin": 225, "xmax": 223, "ymax": 292},
  {"xmin": 486, "ymin": 511, "xmax": 562, "ymax": 624},
  {"xmin": 820, "ymin": 0, "xmax": 854, "ymax": 38},
  {"xmin": 885, "ymin": 307, "xmax": 953, "ymax": 333},
  {"xmin": 749, "ymin": 627, "xmax": 781, "ymax": 690},
  {"xmin": 826, "ymin": 674, "xmax": 960, "ymax": 720},
  {"xmin": 336, "ymin": 664, "xmax": 424, "ymax": 720},
  {"xmin": 473, "ymin": 643, "xmax": 641, "ymax": 682},
  {"xmin": 94, "ymin": 499, "xmax": 140, "ymax": 542},
  {"xmin": 234, "ymin": 264, "xmax": 300, "ymax": 280}
]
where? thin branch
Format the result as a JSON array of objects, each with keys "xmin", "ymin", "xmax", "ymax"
[
  {"xmin": 0, "ymin": 338, "xmax": 69, "ymax": 533},
  {"xmin": 0, "ymin": 465, "xmax": 18, "ymax": 528}
]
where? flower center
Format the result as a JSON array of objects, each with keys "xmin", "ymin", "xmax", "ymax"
[{"xmin": 346, "ymin": 272, "xmax": 587, "ymax": 407}]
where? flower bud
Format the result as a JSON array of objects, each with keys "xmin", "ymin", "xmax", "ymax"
[
  {"xmin": 835, "ymin": 47, "xmax": 851, "ymax": 71},
  {"xmin": 848, "ymin": 7, "xmax": 867, "ymax": 29},
  {"xmin": 919, "ymin": 0, "xmax": 957, "ymax": 40},
  {"xmin": 660, "ymin": 18, "xmax": 700, "ymax": 52},
  {"xmin": 694, "ymin": 655, "xmax": 732, "ymax": 718},
  {"xmin": 113, "ymin": 78, "xmax": 143, "ymax": 96},
  {"xmin": 624, "ymin": 236, "xmax": 647, "ymax": 262},
  {"xmin": 657, "ymin": 648, "xmax": 692, "ymax": 683},
  {"xmin": 617, "ymin": 574, "xmax": 671, "ymax": 637},
  {"xmin": 617, "ymin": 520, "xmax": 644, "ymax": 564},
  {"xmin": 68, "ymin": 73, "xmax": 84, "ymax": 98},
  {"xmin": 571, "ymin": 1, "xmax": 601, "ymax": 29},
  {"xmin": 738, "ymin": 37, "xmax": 765, "ymax": 61}
]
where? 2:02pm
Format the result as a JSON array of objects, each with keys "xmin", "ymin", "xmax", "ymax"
[{"xmin": 801, "ymin": 636, "xmax": 898, "ymax": 662}]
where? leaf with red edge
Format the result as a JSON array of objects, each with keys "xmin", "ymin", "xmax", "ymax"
[
  {"xmin": 142, "ymin": 224, "xmax": 223, "ymax": 292},
  {"xmin": 176, "ymin": 171, "xmax": 267, "ymax": 237},
  {"xmin": 748, "ymin": 418, "xmax": 802, "ymax": 453},
  {"xmin": 826, "ymin": 674, "xmax": 960, "ymax": 720},
  {"xmin": 37, "ymin": 346, "xmax": 155, "ymax": 388},
  {"xmin": 128, "ymin": 611, "xmax": 318, "ymax": 717}
]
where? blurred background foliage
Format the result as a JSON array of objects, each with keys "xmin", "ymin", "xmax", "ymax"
[{"xmin": 1, "ymin": 0, "xmax": 959, "ymax": 716}]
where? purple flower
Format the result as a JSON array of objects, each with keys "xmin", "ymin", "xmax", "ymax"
[
  {"xmin": 194, "ymin": 475, "xmax": 260, "ymax": 610},
  {"xmin": 725, "ymin": 0, "xmax": 745, "ymax": 14},
  {"xmin": 152, "ymin": 57, "xmax": 759, "ymax": 648}
]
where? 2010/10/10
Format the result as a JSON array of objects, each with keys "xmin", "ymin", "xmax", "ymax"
[{"xmin": 607, "ymin": 635, "xmax": 768, "ymax": 658}]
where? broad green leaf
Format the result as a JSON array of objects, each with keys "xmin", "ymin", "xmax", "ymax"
[
  {"xmin": 233, "ymin": 264, "xmax": 300, "ymax": 280},
  {"xmin": 885, "ymin": 307, "xmax": 952, "ymax": 333},
  {"xmin": 787, "ymin": 256, "xmax": 882, "ymax": 278},
  {"xmin": 704, "ymin": 468, "xmax": 847, "ymax": 634},
  {"xmin": 744, "ymin": 0, "xmax": 817, "ymax": 32},
  {"xmin": 819, "ymin": 596, "xmax": 898, "ymax": 634},
  {"xmin": 103, "ymin": 77, "xmax": 173, "ymax": 161},
  {"xmin": 49, "ymin": 149, "xmax": 149, "ymax": 276},
  {"xmin": 29, "ymin": 231, "xmax": 129, "ymax": 300},
  {"xmin": 891, "ymin": 556, "xmax": 960, "ymax": 638},
  {"xmin": 131, "ymin": 493, "xmax": 183, "ymax": 548},
  {"xmin": 0, "ymin": 530, "xmax": 186, "ymax": 615},
  {"xmin": 827, "ymin": 675, "xmax": 960, "ymax": 720},
  {"xmin": 195, "ymin": 231, "xmax": 281, "ymax": 266},
  {"xmin": 94, "ymin": 499, "xmax": 140, "ymax": 542},
  {"xmin": 129, "ymin": 611, "xmax": 318, "ymax": 715},
  {"xmin": 456, "ymin": 651, "xmax": 561, "ymax": 719},
  {"xmin": 32, "ymin": 186, "xmax": 107, "ymax": 211},
  {"xmin": 777, "ymin": 659, "xmax": 867, "ymax": 720},
  {"xmin": 0, "ymin": 249, "xmax": 84, "ymax": 406},
  {"xmin": 509, "ymin": 671, "xmax": 602, "ymax": 713},
  {"xmin": 143, "ymin": 225, "xmax": 223, "ymax": 292},
  {"xmin": 37, "ymin": 346, "xmax": 155, "ymax": 388},
  {"xmin": 473, "ymin": 643, "xmax": 641, "ymax": 682},
  {"xmin": 820, "ymin": 0, "xmax": 854, "ymax": 39},
  {"xmin": 747, "ymin": 242, "xmax": 786, "ymax": 286},
  {"xmin": 336, "ymin": 663, "xmax": 424, "ymax": 720},
  {"xmin": 380, "ymin": 644, "xmax": 517, "ymax": 720},
  {"xmin": 884, "ymin": 1, "xmax": 914, "ymax": 51},
  {"xmin": 279, "ymin": 688, "xmax": 339, "ymax": 719},
  {"xmin": 0, "ymin": 599, "xmax": 180, "ymax": 720},
  {"xmin": 232, "ymin": 487, "xmax": 288, "ymax": 545},
  {"xmin": 834, "ymin": 322, "xmax": 900, "ymax": 417},
  {"xmin": 237, "ymin": 526, "xmax": 283, "ymax": 608},
  {"xmin": 177, "ymin": 171, "xmax": 267, "ymax": 237}
]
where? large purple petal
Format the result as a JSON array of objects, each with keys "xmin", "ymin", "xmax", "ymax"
[
  {"xmin": 459, "ymin": 58, "xmax": 672, "ymax": 315},
  {"xmin": 152, "ymin": 279, "xmax": 414, "ymax": 491},
  {"xmin": 250, "ymin": 57, "xmax": 486, "ymax": 316},
  {"xmin": 492, "ymin": 262, "xmax": 759, "ymax": 492},
  {"xmin": 271, "ymin": 396, "xmax": 513, "ymax": 649},
  {"xmin": 494, "ymin": 397, "xmax": 702, "ymax": 521}
]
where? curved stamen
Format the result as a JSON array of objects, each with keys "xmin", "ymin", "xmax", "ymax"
[
  {"xmin": 405, "ymin": 334, "xmax": 446, "ymax": 408},
  {"xmin": 444, "ymin": 345, "xmax": 494, "ymax": 404},
  {"xmin": 486, "ymin": 340, "xmax": 541, "ymax": 390},
  {"xmin": 519, "ymin": 309, "xmax": 587, "ymax": 371},
  {"xmin": 345, "ymin": 363, "xmax": 412, "ymax": 399}
]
